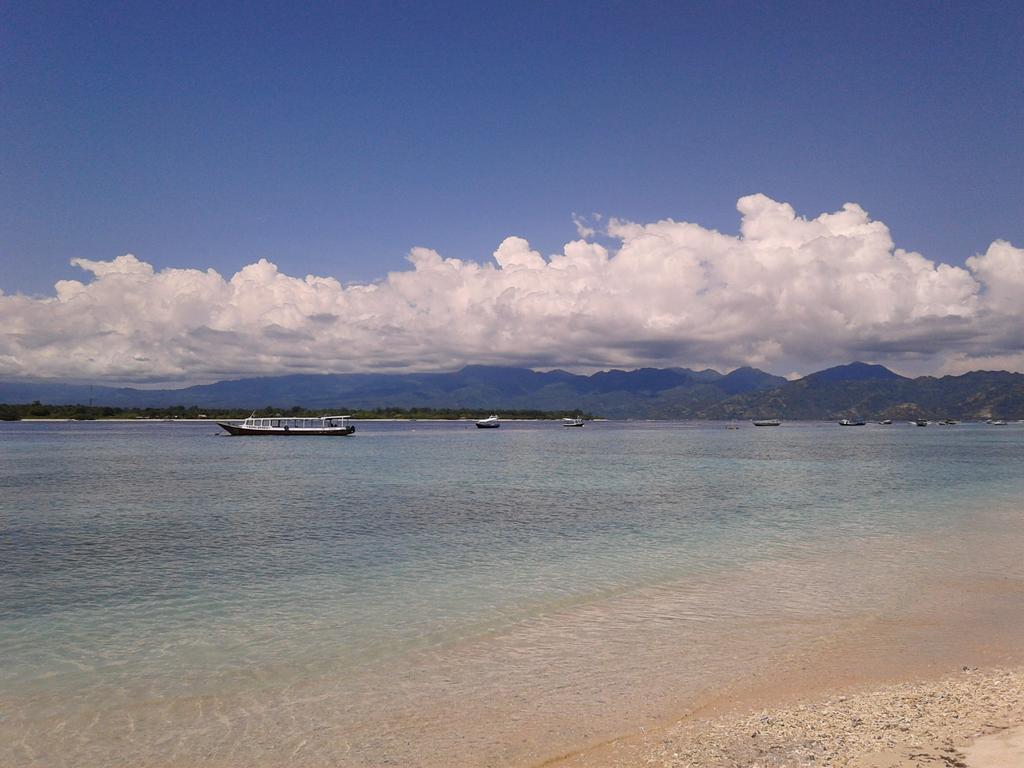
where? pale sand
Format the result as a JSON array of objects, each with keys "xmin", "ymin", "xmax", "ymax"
[
  {"xmin": 964, "ymin": 724, "xmax": 1024, "ymax": 767},
  {"xmin": 549, "ymin": 667, "xmax": 1024, "ymax": 768}
]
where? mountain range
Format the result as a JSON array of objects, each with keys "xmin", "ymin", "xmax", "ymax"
[{"xmin": 2, "ymin": 362, "xmax": 1023, "ymax": 419}]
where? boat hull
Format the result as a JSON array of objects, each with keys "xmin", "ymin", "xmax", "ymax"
[
  {"xmin": 217, "ymin": 422, "xmax": 355, "ymax": 436},
  {"xmin": 475, "ymin": 422, "xmax": 501, "ymax": 429}
]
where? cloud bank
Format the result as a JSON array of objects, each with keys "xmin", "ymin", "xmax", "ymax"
[{"xmin": 2, "ymin": 194, "xmax": 1023, "ymax": 383}]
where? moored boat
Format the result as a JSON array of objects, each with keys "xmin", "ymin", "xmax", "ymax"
[
  {"xmin": 838, "ymin": 419, "xmax": 866, "ymax": 426},
  {"xmin": 915, "ymin": 419, "xmax": 929, "ymax": 427},
  {"xmin": 752, "ymin": 418, "xmax": 781, "ymax": 426},
  {"xmin": 476, "ymin": 415, "xmax": 501, "ymax": 429},
  {"xmin": 878, "ymin": 419, "xmax": 892, "ymax": 425},
  {"xmin": 561, "ymin": 417, "xmax": 584, "ymax": 427},
  {"xmin": 218, "ymin": 414, "xmax": 355, "ymax": 436}
]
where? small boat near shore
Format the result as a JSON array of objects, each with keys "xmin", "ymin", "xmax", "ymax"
[
  {"xmin": 218, "ymin": 414, "xmax": 355, "ymax": 436},
  {"xmin": 476, "ymin": 415, "xmax": 501, "ymax": 429},
  {"xmin": 915, "ymin": 419, "xmax": 929, "ymax": 427},
  {"xmin": 878, "ymin": 419, "xmax": 892, "ymax": 425},
  {"xmin": 561, "ymin": 417, "xmax": 584, "ymax": 427},
  {"xmin": 752, "ymin": 419, "xmax": 781, "ymax": 426},
  {"xmin": 839, "ymin": 419, "xmax": 866, "ymax": 426}
]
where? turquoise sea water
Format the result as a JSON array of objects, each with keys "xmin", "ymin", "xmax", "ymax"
[{"xmin": 2, "ymin": 420, "xmax": 1023, "ymax": 766}]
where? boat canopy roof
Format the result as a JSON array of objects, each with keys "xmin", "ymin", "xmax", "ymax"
[{"xmin": 242, "ymin": 414, "xmax": 351, "ymax": 424}]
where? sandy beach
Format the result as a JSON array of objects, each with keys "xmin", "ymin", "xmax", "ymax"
[{"xmin": 550, "ymin": 666, "xmax": 1024, "ymax": 768}]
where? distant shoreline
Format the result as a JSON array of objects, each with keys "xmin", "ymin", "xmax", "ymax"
[
  {"xmin": 3, "ymin": 417, "xmax": 1019, "ymax": 423},
  {"xmin": 3, "ymin": 417, "xmax": 609, "ymax": 423}
]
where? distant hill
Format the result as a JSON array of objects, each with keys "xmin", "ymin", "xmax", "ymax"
[
  {"xmin": 716, "ymin": 366, "xmax": 790, "ymax": 395},
  {"xmin": 0, "ymin": 365, "xmax": 786, "ymax": 418},
  {"xmin": 701, "ymin": 367, "xmax": 1024, "ymax": 420},
  {"xmin": 804, "ymin": 361, "xmax": 907, "ymax": 383},
  {"xmin": 3, "ymin": 363, "xmax": 1022, "ymax": 419}
]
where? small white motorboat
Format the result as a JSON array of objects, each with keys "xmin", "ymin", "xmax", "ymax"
[
  {"xmin": 561, "ymin": 417, "xmax": 584, "ymax": 427},
  {"xmin": 476, "ymin": 415, "xmax": 501, "ymax": 429}
]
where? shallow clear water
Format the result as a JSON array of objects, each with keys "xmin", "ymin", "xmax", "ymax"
[{"xmin": 1, "ymin": 420, "xmax": 1023, "ymax": 766}]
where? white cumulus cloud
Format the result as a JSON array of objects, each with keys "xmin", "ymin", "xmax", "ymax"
[{"xmin": 2, "ymin": 194, "xmax": 1023, "ymax": 383}]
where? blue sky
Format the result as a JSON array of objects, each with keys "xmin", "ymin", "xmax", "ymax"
[
  {"xmin": 2, "ymin": 2, "xmax": 1024, "ymax": 382},
  {"xmin": 3, "ymin": 1, "xmax": 1021, "ymax": 295}
]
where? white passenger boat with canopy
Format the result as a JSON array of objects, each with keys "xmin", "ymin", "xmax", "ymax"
[{"xmin": 218, "ymin": 414, "xmax": 355, "ymax": 436}]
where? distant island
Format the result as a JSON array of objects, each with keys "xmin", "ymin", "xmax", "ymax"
[{"xmin": 1, "ymin": 362, "xmax": 1023, "ymax": 420}]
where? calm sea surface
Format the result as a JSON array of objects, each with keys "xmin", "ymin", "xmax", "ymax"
[{"xmin": 2, "ymin": 420, "xmax": 1023, "ymax": 766}]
